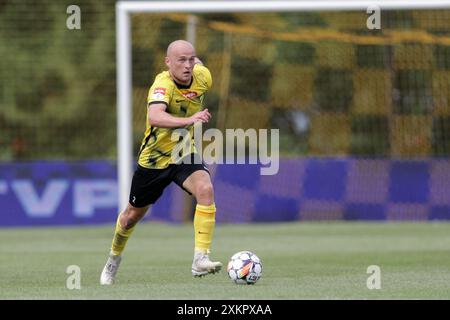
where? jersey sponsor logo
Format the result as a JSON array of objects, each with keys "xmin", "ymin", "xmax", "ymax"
[
  {"xmin": 1, "ymin": 178, "xmax": 117, "ymax": 218},
  {"xmin": 154, "ymin": 87, "xmax": 166, "ymax": 95},
  {"xmin": 182, "ymin": 91, "xmax": 198, "ymax": 99},
  {"xmin": 152, "ymin": 93, "xmax": 165, "ymax": 100},
  {"xmin": 152, "ymin": 87, "xmax": 167, "ymax": 100}
]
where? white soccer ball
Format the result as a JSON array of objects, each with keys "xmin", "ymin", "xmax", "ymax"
[{"xmin": 227, "ymin": 250, "xmax": 262, "ymax": 285}]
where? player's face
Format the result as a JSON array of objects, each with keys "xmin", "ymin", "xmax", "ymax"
[{"xmin": 166, "ymin": 47, "xmax": 196, "ymax": 85}]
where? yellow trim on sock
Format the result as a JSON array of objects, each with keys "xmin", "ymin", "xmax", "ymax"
[{"xmin": 196, "ymin": 203, "xmax": 216, "ymax": 214}]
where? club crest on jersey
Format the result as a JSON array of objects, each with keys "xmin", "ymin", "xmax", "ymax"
[{"xmin": 182, "ymin": 91, "xmax": 198, "ymax": 99}]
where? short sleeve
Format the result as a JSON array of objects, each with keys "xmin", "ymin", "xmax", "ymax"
[
  {"xmin": 194, "ymin": 64, "xmax": 212, "ymax": 90},
  {"xmin": 147, "ymin": 75, "xmax": 172, "ymax": 106}
]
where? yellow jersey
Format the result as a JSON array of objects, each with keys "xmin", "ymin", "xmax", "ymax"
[{"xmin": 137, "ymin": 64, "xmax": 212, "ymax": 169}]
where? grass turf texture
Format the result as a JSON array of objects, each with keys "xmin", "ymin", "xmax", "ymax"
[{"xmin": 0, "ymin": 222, "xmax": 449, "ymax": 299}]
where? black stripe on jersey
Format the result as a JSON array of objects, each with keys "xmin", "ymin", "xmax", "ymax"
[
  {"xmin": 147, "ymin": 157, "xmax": 157, "ymax": 167},
  {"xmin": 180, "ymin": 104, "xmax": 188, "ymax": 115},
  {"xmin": 148, "ymin": 101, "xmax": 169, "ymax": 108},
  {"xmin": 154, "ymin": 149, "xmax": 172, "ymax": 157},
  {"xmin": 146, "ymin": 149, "xmax": 172, "ymax": 166},
  {"xmin": 146, "ymin": 149, "xmax": 171, "ymax": 167},
  {"xmin": 138, "ymin": 127, "xmax": 157, "ymax": 157}
]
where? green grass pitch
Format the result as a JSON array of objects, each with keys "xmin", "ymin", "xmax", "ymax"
[{"xmin": 0, "ymin": 222, "xmax": 449, "ymax": 299}]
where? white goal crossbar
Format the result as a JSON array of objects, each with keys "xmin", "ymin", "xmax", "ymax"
[{"xmin": 116, "ymin": 0, "xmax": 450, "ymax": 210}]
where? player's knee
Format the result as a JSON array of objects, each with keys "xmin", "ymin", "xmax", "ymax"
[
  {"xmin": 122, "ymin": 206, "xmax": 146, "ymax": 229},
  {"xmin": 195, "ymin": 183, "xmax": 214, "ymax": 201}
]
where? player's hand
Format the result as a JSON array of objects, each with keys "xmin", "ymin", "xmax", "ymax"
[{"xmin": 189, "ymin": 109, "xmax": 211, "ymax": 124}]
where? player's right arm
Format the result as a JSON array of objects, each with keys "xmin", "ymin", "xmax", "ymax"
[{"xmin": 148, "ymin": 103, "xmax": 211, "ymax": 128}]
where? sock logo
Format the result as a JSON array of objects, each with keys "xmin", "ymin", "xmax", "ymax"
[{"xmin": 198, "ymin": 231, "xmax": 209, "ymax": 234}]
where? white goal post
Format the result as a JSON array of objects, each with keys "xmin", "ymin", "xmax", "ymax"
[{"xmin": 116, "ymin": 0, "xmax": 450, "ymax": 210}]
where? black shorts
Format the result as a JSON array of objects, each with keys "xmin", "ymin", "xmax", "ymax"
[{"xmin": 129, "ymin": 155, "xmax": 209, "ymax": 208}]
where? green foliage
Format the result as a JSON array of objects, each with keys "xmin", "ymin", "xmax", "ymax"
[
  {"xmin": 433, "ymin": 116, "xmax": 450, "ymax": 156},
  {"xmin": 230, "ymin": 56, "xmax": 272, "ymax": 102},
  {"xmin": 132, "ymin": 47, "xmax": 155, "ymax": 88},
  {"xmin": 314, "ymin": 68, "xmax": 353, "ymax": 112},
  {"xmin": 1, "ymin": 5, "xmax": 449, "ymax": 159},
  {"xmin": 382, "ymin": 10, "xmax": 416, "ymax": 28},
  {"xmin": 351, "ymin": 116, "xmax": 390, "ymax": 156},
  {"xmin": 0, "ymin": 0, "xmax": 117, "ymax": 160},
  {"xmin": 278, "ymin": 12, "xmax": 327, "ymax": 29},
  {"xmin": 434, "ymin": 45, "xmax": 450, "ymax": 69},
  {"xmin": 156, "ymin": 19, "xmax": 185, "ymax": 51},
  {"xmin": 356, "ymin": 45, "xmax": 388, "ymax": 68},
  {"xmin": 394, "ymin": 70, "xmax": 433, "ymax": 114},
  {"xmin": 275, "ymin": 41, "xmax": 316, "ymax": 65}
]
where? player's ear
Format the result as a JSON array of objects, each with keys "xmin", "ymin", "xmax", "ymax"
[{"xmin": 164, "ymin": 56, "xmax": 170, "ymax": 68}]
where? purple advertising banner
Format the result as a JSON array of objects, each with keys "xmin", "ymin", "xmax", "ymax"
[
  {"xmin": 1, "ymin": 159, "xmax": 449, "ymax": 226},
  {"xmin": 0, "ymin": 161, "xmax": 119, "ymax": 226}
]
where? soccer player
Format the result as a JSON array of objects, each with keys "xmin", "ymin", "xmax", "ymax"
[{"xmin": 100, "ymin": 40, "xmax": 222, "ymax": 285}]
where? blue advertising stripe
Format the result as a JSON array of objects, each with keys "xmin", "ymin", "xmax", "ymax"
[
  {"xmin": 215, "ymin": 163, "xmax": 261, "ymax": 190},
  {"xmin": 389, "ymin": 161, "xmax": 430, "ymax": 203},
  {"xmin": 0, "ymin": 161, "xmax": 119, "ymax": 227},
  {"xmin": 1, "ymin": 158, "xmax": 450, "ymax": 226},
  {"xmin": 252, "ymin": 194, "xmax": 300, "ymax": 222},
  {"xmin": 343, "ymin": 203, "xmax": 386, "ymax": 220},
  {"xmin": 429, "ymin": 206, "xmax": 450, "ymax": 220},
  {"xmin": 303, "ymin": 159, "xmax": 348, "ymax": 201}
]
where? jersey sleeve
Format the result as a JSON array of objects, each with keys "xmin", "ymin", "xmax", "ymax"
[
  {"xmin": 194, "ymin": 64, "xmax": 212, "ymax": 90},
  {"xmin": 147, "ymin": 75, "xmax": 173, "ymax": 106}
]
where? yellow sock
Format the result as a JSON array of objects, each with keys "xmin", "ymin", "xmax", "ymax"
[
  {"xmin": 110, "ymin": 213, "xmax": 135, "ymax": 256},
  {"xmin": 194, "ymin": 203, "xmax": 216, "ymax": 253}
]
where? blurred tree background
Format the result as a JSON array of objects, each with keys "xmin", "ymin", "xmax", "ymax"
[
  {"xmin": 1, "ymin": 1, "xmax": 449, "ymax": 161},
  {"xmin": 0, "ymin": 0, "xmax": 116, "ymax": 160}
]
